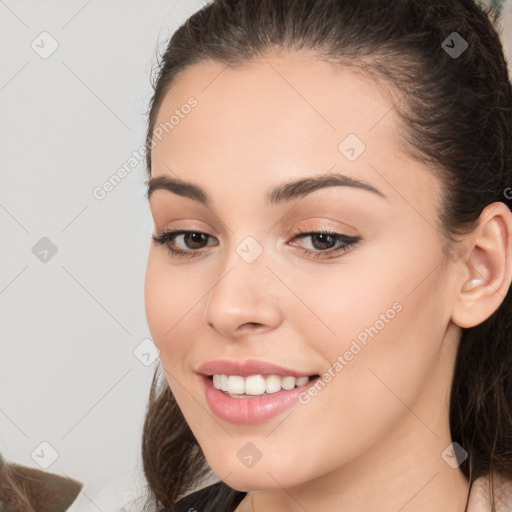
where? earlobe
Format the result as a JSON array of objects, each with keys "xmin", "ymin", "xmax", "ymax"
[{"xmin": 451, "ymin": 202, "xmax": 512, "ymax": 329}]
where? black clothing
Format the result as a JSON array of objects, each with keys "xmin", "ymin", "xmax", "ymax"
[{"xmin": 167, "ymin": 481, "xmax": 247, "ymax": 512}]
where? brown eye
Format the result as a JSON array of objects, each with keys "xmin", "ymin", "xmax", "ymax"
[
  {"xmin": 308, "ymin": 233, "xmax": 338, "ymax": 250},
  {"xmin": 151, "ymin": 230, "xmax": 217, "ymax": 258},
  {"xmin": 291, "ymin": 230, "xmax": 361, "ymax": 259},
  {"xmin": 181, "ymin": 232, "xmax": 210, "ymax": 250}
]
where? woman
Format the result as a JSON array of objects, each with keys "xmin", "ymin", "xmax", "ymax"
[{"xmin": 141, "ymin": 0, "xmax": 512, "ymax": 510}]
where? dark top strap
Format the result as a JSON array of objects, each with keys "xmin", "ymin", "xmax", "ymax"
[{"xmin": 167, "ymin": 481, "xmax": 247, "ymax": 512}]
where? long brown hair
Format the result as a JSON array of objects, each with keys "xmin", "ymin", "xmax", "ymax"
[{"xmin": 141, "ymin": 1, "xmax": 512, "ymax": 510}]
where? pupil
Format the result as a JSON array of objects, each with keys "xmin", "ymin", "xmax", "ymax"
[
  {"xmin": 312, "ymin": 233, "xmax": 335, "ymax": 250},
  {"xmin": 186, "ymin": 232, "xmax": 207, "ymax": 249}
]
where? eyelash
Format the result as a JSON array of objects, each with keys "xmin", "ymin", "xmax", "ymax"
[{"xmin": 151, "ymin": 227, "xmax": 361, "ymax": 260}]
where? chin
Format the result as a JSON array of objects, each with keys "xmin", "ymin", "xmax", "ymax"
[
  {"xmin": 205, "ymin": 452, "xmax": 312, "ymax": 492},
  {"xmin": 221, "ymin": 470, "xmax": 301, "ymax": 492}
]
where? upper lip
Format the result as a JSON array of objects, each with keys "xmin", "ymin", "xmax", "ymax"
[{"xmin": 197, "ymin": 359, "xmax": 316, "ymax": 378}]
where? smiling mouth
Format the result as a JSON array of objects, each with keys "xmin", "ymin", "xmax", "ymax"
[{"xmin": 210, "ymin": 373, "xmax": 320, "ymax": 397}]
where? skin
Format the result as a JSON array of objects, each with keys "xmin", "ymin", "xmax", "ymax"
[{"xmin": 144, "ymin": 50, "xmax": 512, "ymax": 512}]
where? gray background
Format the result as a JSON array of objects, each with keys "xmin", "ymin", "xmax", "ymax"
[
  {"xmin": 1, "ymin": 1, "xmax": 511, "ymax": 511},
  {"xmin": 0, "ymin": 1, "xmax": 206, "ymax": 510}
]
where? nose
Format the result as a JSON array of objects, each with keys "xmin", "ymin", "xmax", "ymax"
[{"xmin": 204, "ymin": 243, "xmax": 283, "ymax": 340}]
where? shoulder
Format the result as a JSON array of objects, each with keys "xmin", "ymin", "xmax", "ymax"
[
  {"xmin": 467, "ymin": 471, "xmax": 512, "ymax": 512},
  {"xmin": 170, "ymin": 481, "xmax": 247, "ymax": 512}
]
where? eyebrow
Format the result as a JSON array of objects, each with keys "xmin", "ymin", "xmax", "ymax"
[{"xmin": 146, "ymin": 172, "xmax": 386, "ymax": 206}]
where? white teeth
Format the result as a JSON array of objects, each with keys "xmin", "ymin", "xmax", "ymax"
[
  {"xmin": 212, "ymin": 374, "xmax": 312, "ymax": 396},
  {"xmin": 228, "ymin": 375, "xmax": 245, "ymax": 394},
  {"xmin": 281, "ymin": 376, "xmax": 296, "ymax": 390},
  {"xmin": 296, "ymin": 376, "xmax": 309, "ymax": 386},
  {"xmin": 220, "ymin": 374, "xmax": 229, "ymax": 392},
  {"xmin": 265, "ymin": 375, "xmax": 282, "ymax": 394},
  {"xmin": 245, "ymin": 375, "xmax": 266, "ymax": 395}
]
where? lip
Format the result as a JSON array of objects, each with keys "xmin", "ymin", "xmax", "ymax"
[
  {"xmin": 197, "ymin": 358, "xmax": 314, "ymax": 378},
  {"xmin": 200, "ymin": 374, "xmax": 319, "ymax": 425}
]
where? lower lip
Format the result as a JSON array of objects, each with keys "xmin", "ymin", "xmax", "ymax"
[{"xmin": 201, "ymin": 375, "xmax": 318, "ymax": 424}]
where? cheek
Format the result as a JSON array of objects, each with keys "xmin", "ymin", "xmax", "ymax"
[
  {"xmin": 144, "ymin": 253, "xmax": 202, "ymax": 359},
  {"xmin": 308, "ymin": 234, "xmax": 443, "ymax": 354},
  {"xmin": 295, "ymin": 238, "xmax": 447, "ymax": 419},
  {"xmin": 144, "ymin": 257, "xmax": 206, "ymax": 410},
  {"xmin": 289, "ymin": 253, "xmax": 403, "ymax": 351}
]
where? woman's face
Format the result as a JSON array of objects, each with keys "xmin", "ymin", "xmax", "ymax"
[{"xmin": 145, "ymin": 51, "xmax": 461, "ymax": 491}]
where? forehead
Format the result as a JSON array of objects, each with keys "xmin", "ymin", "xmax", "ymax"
[
  {"xmin": 153, "ymin": 51, "xmax": 398, "ymax": 148},
  {"xmin": 150, "ymin": 51, "xmax": 441, "ymax": 213}
]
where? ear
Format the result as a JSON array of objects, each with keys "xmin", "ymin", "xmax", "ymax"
[{"xmin": 451, "ymin": 202, "xmax": 512, "ymax": 329}]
